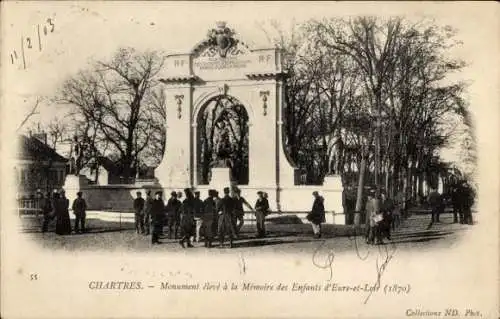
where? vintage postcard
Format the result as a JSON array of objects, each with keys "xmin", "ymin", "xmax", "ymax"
[{"xmin": 1, "ymin": 1, "xmax": 499, "ymax": 318}]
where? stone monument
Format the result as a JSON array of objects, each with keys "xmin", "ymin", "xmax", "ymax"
[{"xmin": 155, "ymin": 21, "xmax": 345, "ymax": 223}]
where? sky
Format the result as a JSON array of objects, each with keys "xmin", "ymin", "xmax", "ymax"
[{"xmin": 2, "ymin": 1, "xmax": 498, "ymax": 173}]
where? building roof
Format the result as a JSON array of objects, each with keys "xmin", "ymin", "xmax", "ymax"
[{"xmin": 18, "ymin": 135, "xmax": 68, "ymax": 163}]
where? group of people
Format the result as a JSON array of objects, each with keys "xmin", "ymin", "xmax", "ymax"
[
  {"xmin": 133, "ymin": 187, "xmax": 270, "ymax": 248},
  {"xmin": 365, "ymin": 190, "xmax": 405, "ymax": 245},
  {"xmin": 365, "ymin": 183, "xmax": 475, "ymax": 245},
  {"xmin": 37, "ymin": 189, "xmax": 87, "ymax": 235}
]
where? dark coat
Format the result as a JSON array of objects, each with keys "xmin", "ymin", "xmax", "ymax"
[
  {"xmin": 202, "ymin": 197, "xmax": 217, "ymax": 221},
  {"xmin": 54, "ymin": 197, "xmax": 71, "ymax": 235},
  {"xmin": 151, "ymin": 199, "xmax": 165, "ymax": 225},
  {"xmin": 193, "ymin": 198, "xmax": 204, "ymax": 219},
  {"xmin": 133, "ymin": 197, "xmax": 145, "ymax": 214},
  {"xmin": 255, "ymin": 197, "xmax": 269, "ymax": 215},
  {"xmin": 165, "ymin": 198, "xmax": 182, "ymax": 220},
  {"xmin": 144, "ymin": 196, "xmax": 154, "ymax": 215},
  {"xmin": 180, "ymin": 197, "xmax": 196, "ymax": 233},
  {"xmin": 72, "ymin": 198, "xmax": 87, "ymax": 215},
  {"xmin": 307, "ymin": 196, "xmax": 326, "ymax": 224}
]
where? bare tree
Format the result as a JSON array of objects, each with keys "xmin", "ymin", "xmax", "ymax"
[{"xmin": 58, "ymin": 47, "xmax": 166, "ymax": 182}]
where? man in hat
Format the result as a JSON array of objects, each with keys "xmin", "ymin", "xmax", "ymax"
[
  {"xmin": 254, "ymin": 191, "xmax": 269, "ymax": 238},
  {"xmin": 150, "ymin": 191, "xmax": 165, "ymax": 244},
  {"xmin": 232, "ymin": 187, "xmax": 254, "ymax": 235},
  {"xmin": 143, "ymin": 190, "xmax": 154, "ymax": 235},
  {"xmin": 202, "ymin": 189, "xmax": 217, "ymax": 248},
  {"xmin": 193, "ymin": 190, "xmax": 204, "ymax": 243},
  {"xmin": 179, "ymin": 188, "xmax": 195, "ymax": 248},
  {"xmin": 133, "ymin": 191, "xmax": 145, "ymax": 234},
  {"xmin": 217, "ymin": 187, "xmax": 236, "ymax": 248},
  {"xmin": 307, "ymin": 191, "xmax": 325, "ymax": 238},
  {"xmin": 72, "ymin": 191, "xmax": 87, "ymax": 233},
  {"xmin": 166, "ymin": 191, "xmax": 182, "ymax": 239}
]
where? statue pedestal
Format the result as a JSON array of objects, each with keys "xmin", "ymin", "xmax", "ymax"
[
  {"xmin": 322, "ymin": 175, "xmax": 345, "ymax": 225},
  {"xmin": 63, "ymin": 175, "xmax": 88, "ymax": 206},
  {"xmin": 209, "ymin": 167, "xmax": 231, "ymax": 191}
]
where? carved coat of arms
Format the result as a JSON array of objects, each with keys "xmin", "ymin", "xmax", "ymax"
[{"xmin": 207, "ymin": 21, "xmax": 236, "ymax": 58}]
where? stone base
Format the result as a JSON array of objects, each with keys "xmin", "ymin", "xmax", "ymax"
[
  {"xmin": 63, "ymin": 175, "xmax": 88, "ymax": 205},
  {"xmin": 322, "ymin": 175, "xmax": 345, "ymax": 225},
  {"xmin": 208, "ymin": 167, "xmax": 232, "ymax": 191}
]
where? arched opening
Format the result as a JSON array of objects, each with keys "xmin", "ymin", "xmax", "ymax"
[{"xmin": 196, "ymin": 95, "xmax": 249, "ymax": 185}]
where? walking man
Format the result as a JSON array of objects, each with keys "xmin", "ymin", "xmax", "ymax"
[
  {"xmin": 72, "ymin": 191, "xmax": 87, "ymax": 233},
  {"xmin": 217, "ymin": 187, "xmax": 236, "ymax": 248},
  {"xmin": 143, "ymin": 191, "xmax": 154, "ymax": 235},
  {"xmin": 151, "ymin": 191, "xmax": 165, "ymax": 244},
  {"xmin": 307, "ymin": 191, "xmax": 325, "ymax": 238},
  {"xmin": 254, "ymin": 191, "xmax": 269, "ymax": 238},
  {"xmin": 202, "ymin": 189, "xmax": 217, "ymax": 248},
  {"xmin": 133, "ymin": 191, "xmax": 145, "ymax": 234}
]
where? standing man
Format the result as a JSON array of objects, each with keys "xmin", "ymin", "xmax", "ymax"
[
  {"xmin": 150, "ymin": 191, "xmax": 165, "ymax": 244},
  {"xmin": 133, "ymin": 191, "xmax": 145, "ymax": 234},
  {"xmin": 193, "ymin": 190, "xmax": 204, "ymax": 243},
  {"xmin": 212, "ymin": 190, "xmax": 221, "ymax": 237},
  {"xmin": 166, "ymin": 192, "xmax": 182, "ymax": 239},
  {"xmin": 72, "ymin": 191, "xmax": 87, "ymax": 233},
  {"xmin": 427, "ymin": 188, "xmax": 442, "ymax": 229},
  {"xmin": 179, "ymin": 188, "xmax": 195, "ymax": 248},
  {"xmin": 307, "ymin": 191, "xmax": 325, "ymax": 238},
  {"xmin": 143, "ymin": 191, "xmax": 154, "ymax": 235},
  {"xmin": 202, "ymin": 189, "xmax": 217, "ymax": 248},
  {"xmin": 254, "ymin": 191, "xmax": 269, "ymax": 238},
  {"xmin": 217, "ymin": 187, "xmax": 236, "ymax": 248},
  {"xmin": 233, "ymin": 187, "xmax": 254, "ymax": 235}
]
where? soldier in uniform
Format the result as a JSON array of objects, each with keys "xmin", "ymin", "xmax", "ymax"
[
  {"xmin": 143, "ymin": 191, "xmax": 154, "ymax": 235},
  {"xmin": 202, "ymin": 189, "xmax": 217, "ymax": 248},
  {"xmin": 254, "ymin": 191, "xmax": 269, "ymax": 238},
  {"xmin": 150, "ymin": 191, "xmax": 165, "ymax": 244},
  {"xmin": 232, "ymin": 187, "xmax": 254, "ymax": 235},
  {"xmin": 179, "ymin": 188, "xmax": 195, "ymax": 248},
  {"xmin": 217, "ymin": 187, "xmax": 236, "ymax": 248},
  {"xmin": 166, "ymin": 192, "xmax": 182, "ymax": 239},
  {"xmin": 72, "ymin": 191, "xmax": 87, "ymax": 233},
  {"xmin": 193, "ymin": 190, "xmax": 204, "ymax": 243},
  {"xmin": 133, "ymin": 191, "xmax": 145, "ymax": 234}
]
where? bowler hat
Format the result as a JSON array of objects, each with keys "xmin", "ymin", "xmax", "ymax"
[
  {"xmin": 77, "ymin": 191, "xmax": 83, "ymax": 196},
  {"xmin": 171, "ymin": 191, "xmax": 177, "ymax": 197},
  {"xmin": 257, "ymin": 191, "xmax": 263, "ymax": 195}
]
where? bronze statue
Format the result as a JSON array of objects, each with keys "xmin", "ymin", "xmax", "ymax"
[{"xmin": 70, "ymin": 135, "xmax": 83, "ymax": 176}]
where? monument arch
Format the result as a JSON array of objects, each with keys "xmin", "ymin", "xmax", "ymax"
[{"xmin": 155, "ymin": 21, "xmax": 344, "ymax": 222}]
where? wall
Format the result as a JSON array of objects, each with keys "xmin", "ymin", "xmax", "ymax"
[{"xmin": 77, "ymin": 182, "xmax": 345, "ymax": 224}]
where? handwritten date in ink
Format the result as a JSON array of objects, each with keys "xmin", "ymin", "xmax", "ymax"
[{"xmin": 10, "ymin": 18, "xmax": 55, "ymax": 69}]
